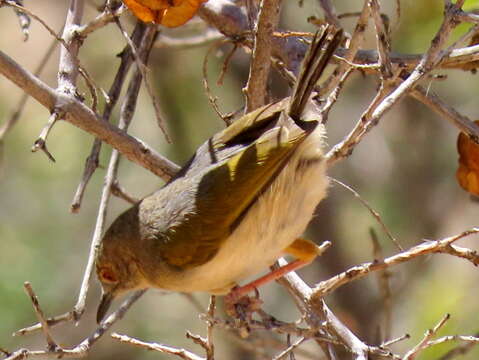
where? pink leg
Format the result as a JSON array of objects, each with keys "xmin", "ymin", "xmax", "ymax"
[{"xmin": 225, "ymin": 259, "xmax": 308, "ymax": 303}]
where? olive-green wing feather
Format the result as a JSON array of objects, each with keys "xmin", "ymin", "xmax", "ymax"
[
  {"xmin": 149, "ymin": 122, "xmax": 309, "ymax": 269},
  {"xmin": 143, "ymin": 26, "xmax": 343, "ymax": 269},
  {"xmin": 172, "ymin": 99, "xmax": 289, "ymax": 181}
]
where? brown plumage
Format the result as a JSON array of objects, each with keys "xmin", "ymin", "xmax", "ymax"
[{"xmin": 96, "ymin": 27, "xmax": 342, "ymax": 323}]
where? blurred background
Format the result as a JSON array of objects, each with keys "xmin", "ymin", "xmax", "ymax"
[{"xmin": 0, "ymin": 1, "xmax": 478, "ymax": 359}]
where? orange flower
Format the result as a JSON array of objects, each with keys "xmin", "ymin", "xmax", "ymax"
[
  {"xmin": 123, "ymin": 0, "xmax": 208, "ymax": 27},
  {"xmin": 456, "ymin": 121, "xmax": 479, "ymax": 196}
]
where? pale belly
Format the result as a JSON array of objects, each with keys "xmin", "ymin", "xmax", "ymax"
[{"xmin": 178, "ymin": 126, "xmax": 329, "ymax": 293}]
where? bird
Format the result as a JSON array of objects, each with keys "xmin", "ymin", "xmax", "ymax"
[{"xmin": 95, "ymin": 26, "xmax": 342, "ymax": 323}]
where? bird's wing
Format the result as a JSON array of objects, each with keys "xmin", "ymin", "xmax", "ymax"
[
  {"xmin": 148, "ymin": 114, "xmax": 312, "ymax": 269},
  {"xmin": 170, "ymin": 99, "xmax": 290, "ymax": 180}
]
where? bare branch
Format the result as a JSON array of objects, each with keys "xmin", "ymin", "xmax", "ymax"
[
  {"xmin": 112, "ymin": 333, "xmax": 205, "ymax": 360},
  {"xmin": 156, "ymin": 29, "xmax": 224, "ymax": 49},
  {"xmin": 438, "ymin": 333, "xmax": 479, "ymax": 360},
  {"xmin": 370, "ymin": 229, "xmax": 393, "ymax": 341},
  {"xmin": 57, "ymin": 0, "xmax": 84, "ymax": 97},
  {"xmin": 70, "ymin": 22, "xmax": 147, "ymax": 213},
  {"xmin": 201, "ymin": 39, "xmax": 233, "ymax": 123},
  {"xmin": 403, "ymin": 314, "xmax": 451, "ymax": 360},
  {"xmin": 75, "ymin": 3, "xmax": 125, "ymax": 37},
  {"xmin": 74, "ymin": 25, "xmax": 157, "ymax": 320},
  {"xmin": 23, "ymin": 282, "xmax": 58, "ymax": 351},
  {"xmin": 205, "ymin": 296, "xmax": 216, "ymax": 359},
  {"xmin": 7, "ymin": 290, "xmax": 145, "ymax": 360},
  {"xmin": 31, "ymin": 111, "xmax": 60, "ymax": 162},
  {"xmin": 381, "ymin": 334, "xmax": 411, "ymax": 347},
  {"xmin": 244, "ymin": 0, "xmax": 282, "ymax": 112},
  {"xmin": 409, "ymin": 85, "xmax": 479, "ymax": 143},
  {"xmin": 369, "ymin": 0, "xmax": 393, "ymax": 80},
  {"xmin": 115, "ymin": 19, "xmax": 170, "ymax": 142},
  {"xmin": 0, "ymin": 49, "xmax": 180, "ymax": 179},
  {"xmin": 310, "ymin": 228, "xmax": 479, "ymax": 300},
  {"xmin": 111, "ymin": 180, "xmax": 140, "ymax": 204}
]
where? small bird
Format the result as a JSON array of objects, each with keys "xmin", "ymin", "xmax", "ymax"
[{"xmin": 96, "ymin": 26, "xmax": 342, "ymax": 323}]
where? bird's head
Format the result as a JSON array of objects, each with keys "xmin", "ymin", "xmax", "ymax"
[{"xmin": 95, "ymin": 206, "xmax": 147, "ymax": 323}]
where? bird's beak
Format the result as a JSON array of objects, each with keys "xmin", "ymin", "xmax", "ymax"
[{"xmin": 97, "ymin": 289, "xmax": 114, "ymax": 324}]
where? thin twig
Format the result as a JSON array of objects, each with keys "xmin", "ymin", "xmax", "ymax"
[
  {"xmin": 9, "ymin": 290, "xmax": 145, "ymax": 359},
  {"xmin": 75, "ymin": 3, "xmax": 125, "ymax": 37},
  {"xmin": 409, "ymin": 85, "xmax": 479, "ymax": 143},
  {"xmin": 331, "ymin": 178, "xmax": 401, "ymax": 250},
  {"xmin": 437, "ymin": 332, "xmax": 479, "ymax": 360},
  {"xmin": 321, "ymin": 67, "xmax": 353, "ymax": 121},
  {"xmin": 156, "ymin": 29, "xmax": 224, "ymax": 49},
  {"xmin": 310, "ymin": 228, "xmax": 479, "ymax": 300},
  {"xmin": 381, "ymin": 334, "xmax": 410, "ymax": 347},
  {"xmin": 320, "ymin": 1, "xmax": 369, "ymax": 97},
  {"xmin": 70, "ymin": 22, "xmax": 148, "ymax": 213},
  {"xmin": 272, "ymin": 337, "xmax": 307, "ymax": 360},
  {"xmin": 115, "ymin": 19, "xmax": 170, "ymax": 142},
  {"xmin": 57, "ymin": 0, "xmax": 84, "ymax": 97},
  {"xmin": 205, "ymin": 296, "xmax": 216, "ymax": 359},
  {"xmin": 186, "ymin": 297, "xmax": 216, "ymax": 359},
  {"xmin": 73, "ymin": 28, "xmax": 156, "ymax": 320},
  {"xmin": 11, "ymin": 291, "xmax": 145, "ymax": 360},
  {"xmin": 23, "ymin": 282, "xmax": 58, "ymax": 351},
  {"xmin": 368, "ymin": 0, "xmax": 393, "ymax": 80},
  {"xmin": 370, "ymin": 229, "xmax": 393, "ymax": 341},
  {"xmin": 14, "ymin": 312, "xmax": 73, "ymax": 336},
  {"xmin": 110, "ymin": 180, "xmax": 139, "ymax": 204},
  {"xmin": 112, "ymin": 333, "xmax": 205, "ymax": 360},
  {"xmin": 202, "ymin": 39, "xmax": 233, "ymax": 123},
  {"xmin": 437, "ymin": 244, "xmax": 479, "ymax": 266},
  {"xmin": 31, "ymin": 111, "xmax": 61, "ymax": 162},
  {"xmin": 326, "ymin": 0, "xmax": 462, "ymax": 166},
  {"xmin": 403, "ymin": 313, "xmax": 451, "ymax": 360},
  {"xmin": 200, "ymin": 1, "xmax": 479, "ymax": 73}
]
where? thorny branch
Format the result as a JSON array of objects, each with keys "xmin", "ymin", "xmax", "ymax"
[{"xmin": 1, "ymin": 1, "xmax": 479, "ymax": 360}]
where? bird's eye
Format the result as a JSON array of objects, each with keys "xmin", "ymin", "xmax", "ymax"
[{"xmin": 98, "ymin": 267, "xmax": 118, "ymax": 283}]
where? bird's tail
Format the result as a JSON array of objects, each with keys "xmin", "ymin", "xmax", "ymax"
[{"xmin": 288, "ymin": 25, "xmax": 343, "ymax": 122}]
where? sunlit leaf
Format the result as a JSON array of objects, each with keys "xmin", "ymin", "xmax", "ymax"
[
  {"xmin": 456, "ymin": 120, "xmax": 479, "ymax": 196},
  {"xmin": 123, "ymin": 0, "xmax": 208, "ymax": 27}
]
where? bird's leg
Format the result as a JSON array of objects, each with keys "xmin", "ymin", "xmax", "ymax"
[{"xmin": 225, "ymin": 238, "xmax": 329, "ymax": 304}]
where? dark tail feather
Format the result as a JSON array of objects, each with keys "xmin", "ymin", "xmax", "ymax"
[{"xmin": 288, "ymin": 25, "xmax": 343, "ymax": 122}]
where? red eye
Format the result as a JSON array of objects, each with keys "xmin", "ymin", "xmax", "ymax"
[{"xmin": 99, "ymin": 268, "xmax": 118, "ymax": 283}]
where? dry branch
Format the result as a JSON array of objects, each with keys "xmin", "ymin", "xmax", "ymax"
[
  {"xmin": 310, "ymin": 228, "xmax": 479, "ymax": 300},
  {"xmin": 0, "ymin": 49, "xmax": 179, "ymax": 179},
  {"xmin": 1, "ymin": 1, "xmax": 479, "ymax": 360},
  {"xmin": 244, "ymin": 0, "xmax": 281, "ymax": 111},
  {"xmin": 112, "ymin": 333, "xmax": 205, "ymax": 360}
]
